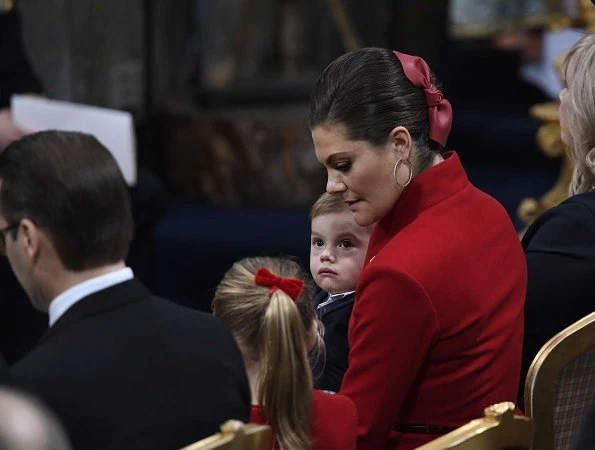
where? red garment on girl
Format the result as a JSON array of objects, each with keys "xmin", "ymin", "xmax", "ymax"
[{"xmin": 250, "ymin": 389, "xmax": 357, "ymax": 450}]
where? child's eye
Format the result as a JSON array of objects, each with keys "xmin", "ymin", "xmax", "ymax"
[
  {"xmin": 339, "ymin": 240, "xmax": 353, "ymax": 248},
  {"xmin": 312, "ymin": 238, "xmax": 324, "ymax": 248}
]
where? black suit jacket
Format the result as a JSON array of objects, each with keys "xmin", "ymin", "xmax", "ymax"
[
  {"xmin": 11, "ymin": 279, "xmax": 250, "ymax": 450},
  {"xmin": 314, "ymin": 290, "xmax": 354, "ymax": 393},
  {"xmin": 519, "ymin": 192, "xmax": 595, "ymax": 407}
]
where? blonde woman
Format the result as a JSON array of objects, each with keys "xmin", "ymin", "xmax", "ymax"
[
  {"xmin": 521, "ymin": 33, "xmax": 595, "ymax": 399},
  {"xmin": 212, "ymin": 256, "xmax": 357, "ymax": 450}
]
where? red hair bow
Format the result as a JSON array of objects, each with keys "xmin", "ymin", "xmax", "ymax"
[
  {"xmin": 393, "ymin": 50, "xmax": 453, "ymax": 147},
  {"xmin": 254, "ymin": 267, "xmax": 304, "ymax": 301}
]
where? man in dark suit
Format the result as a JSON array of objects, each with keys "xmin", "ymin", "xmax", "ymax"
[
  {"xmin": 0, "ymin": 2, "xmax": 169, "ymax": 364},
  {"xmin": 0, "ymin": 130, "xmax": 250, "ymax": 450},
  {"xmin": 0, "ymin": 2, "xmax": 49, "ymax": 364}
]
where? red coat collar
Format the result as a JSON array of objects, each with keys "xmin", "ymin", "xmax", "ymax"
[{"xmin": 366, "ymin": 151, "xmax": 469, "ymax": 261}]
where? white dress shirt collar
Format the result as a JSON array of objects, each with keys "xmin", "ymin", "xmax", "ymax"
[
  {"xmin": 317, "ymin": 290, "xmax": 355, "ymax": 310},
  {"xmin": 48, "ymin": 267, "xmax": 134, "ymax": 327}
]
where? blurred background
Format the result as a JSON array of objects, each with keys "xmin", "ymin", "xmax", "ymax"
[{"xmin": 1, "ymin": 0, "xmax": 591, "ymax": 361}]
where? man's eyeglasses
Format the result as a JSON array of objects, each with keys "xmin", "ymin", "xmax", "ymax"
[{"xmin": 0, "ymin": 223, "xmax": 20, "ymax": 255}]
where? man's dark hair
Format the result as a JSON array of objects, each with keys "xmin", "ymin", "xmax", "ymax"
[{"xmin": 0, "ymin": 130, "xmax": 134, "ymax": 271}]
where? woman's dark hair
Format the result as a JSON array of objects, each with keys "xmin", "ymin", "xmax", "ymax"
[{"xmin": 309, "ymin": 47, "xmax": 445, "ymax": 171}]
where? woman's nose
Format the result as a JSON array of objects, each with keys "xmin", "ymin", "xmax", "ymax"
[{"xmin": 327, "ymin": 177, "xmax": 346, "ymax": 194}]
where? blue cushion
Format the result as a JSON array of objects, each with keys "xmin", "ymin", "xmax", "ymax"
[{"xmin": 154, "ymin": 200, "xmax": 311, "ymax": 312}]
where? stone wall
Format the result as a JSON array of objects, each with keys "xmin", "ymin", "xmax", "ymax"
[{"xmin": 19, "ymin": 0, "xmax": 146, "ymax": 114}]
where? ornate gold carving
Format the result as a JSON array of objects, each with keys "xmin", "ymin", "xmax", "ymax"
[
  {"xmin": 517, "ymin": 23, "xmax": 579, "ymax": 234},
  {"xmin": 544, "ymin": 0, "xmax": 595, "ymax": 31},
  {"xmin": 220, "ymin": 420, "xmax": 244, "ymax": 434},
  {"xmin": 0, "ymin": 0, "xmax": 14, "ymax": 13},
  {"xmin": 484, "ymin": 401, "xmax": 516, "ymax": 420},
  {"xmin": 517, "ymin": 102, "xmax": 572, "ymax": 231},
  {"xmin": 579, "ymin": 0, "xmax": 595, "ymax": 31}
]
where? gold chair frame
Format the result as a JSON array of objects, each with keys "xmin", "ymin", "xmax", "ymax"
[
  {"xmin": 524, "ymin": 311, "xmax": 595, "ymax": 450},
  {"xmin": 415, "ymin": 402, "xmax": 535, "ymax": 450},
  {"xmin": 180, "ymin": 420, "xmax": 272, "ymax": 450}
]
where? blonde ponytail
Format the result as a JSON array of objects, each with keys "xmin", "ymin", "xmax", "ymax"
[
  {"xmin": 259, "ymin": 290, "xmax": 312, "ymax": 450},
  {"xmin": 212, "ymin": 257, "xmax": 316, "ymax": 450}
]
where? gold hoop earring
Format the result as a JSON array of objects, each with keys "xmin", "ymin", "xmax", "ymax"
[{"xmin": 393, "ymin": 158, "xmax": 412, "ymax": 188}]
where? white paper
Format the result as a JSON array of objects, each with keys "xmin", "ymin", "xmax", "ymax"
[{"xmin": 11, "ymin": 95, "xmax": 137, "ymax": 185}]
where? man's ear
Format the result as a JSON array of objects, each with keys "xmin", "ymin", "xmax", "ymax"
[
  {"xmin": 18, "ymin": 218, "xmax": 41, "ymax": 263},
  {"xmin": 388, "ymin": 126, "xmax": 412, "ymax": 161}
]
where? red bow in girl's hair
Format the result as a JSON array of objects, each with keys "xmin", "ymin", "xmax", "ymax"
[{"xmin": 254, "ymin": 267, "xmax": 304, "ymax": 301}]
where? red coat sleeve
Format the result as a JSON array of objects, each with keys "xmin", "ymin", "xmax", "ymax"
[{"xmin": 339, "ymin": 266, "xmax": 439, "ymax": 450}]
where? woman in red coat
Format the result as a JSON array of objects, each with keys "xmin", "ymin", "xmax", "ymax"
[
  {"xmin": 309, "ymin": 48, "xmax": 527, "ymax": 450},
  {"xmin": 212, "ymin": 256, "xmax": 357, "ymax": 450}
]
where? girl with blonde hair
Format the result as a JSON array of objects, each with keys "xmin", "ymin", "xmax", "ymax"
[
  {"xmin": 521, "ymin": 33, "xmax": 595, "ymax": 399},
  {"xmin": 212, "ymin": 256, "xmax": 356, "ymax": 450}
]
